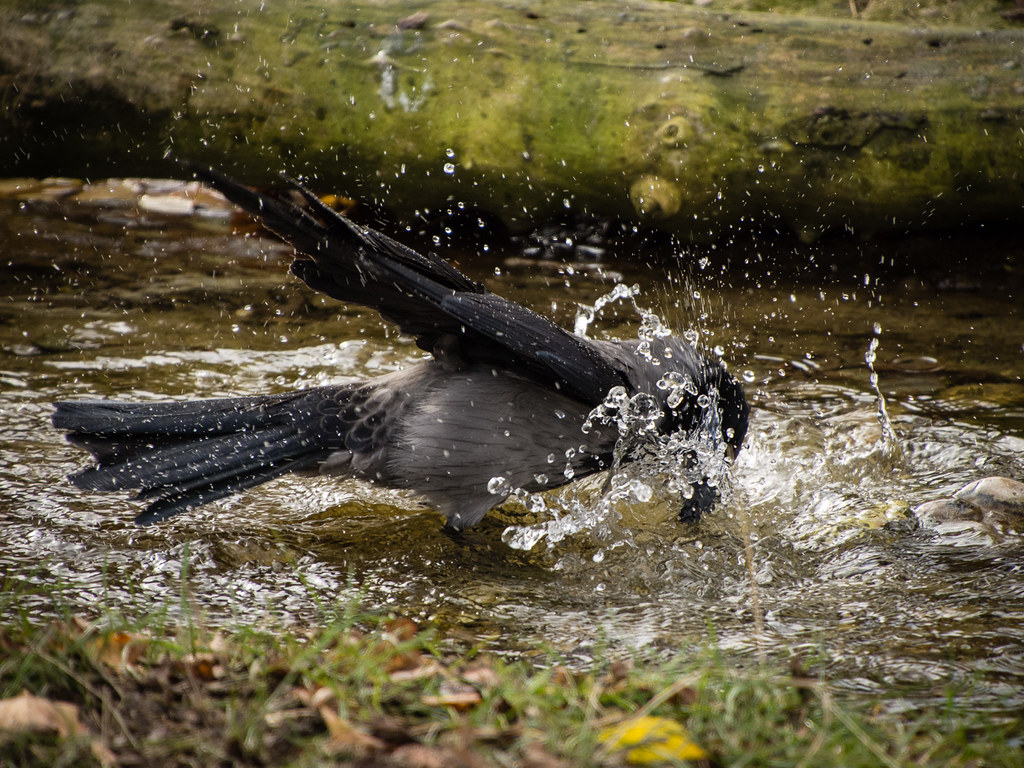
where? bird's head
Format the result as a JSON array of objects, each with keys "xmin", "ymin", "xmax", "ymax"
[{"xmin": 590, "ymin": 336, "xmax": 749, "ymax": 522}]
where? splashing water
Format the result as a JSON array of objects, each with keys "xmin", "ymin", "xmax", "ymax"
[
  {"xmin": 865, "ymin": 322, "xmax": 901, "ymax": 458},
  {"xmin": 501, "ymin": 382, "xmax": 732, "ymax": 551},
  {"xmin": 504, "ymin": 287, "xmax": 733, "ymax": 551},
  {"xmin": 575, "ymin": 282, "xmax": 677, "ymax": 369},
  {"xmin": 574, "ymin": 282, "xmax": 639, "ymax": 337}
]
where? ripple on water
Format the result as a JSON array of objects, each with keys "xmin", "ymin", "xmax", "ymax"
[{"xmin": 1, "ymin": 195, "xmax": 1023, "ymax": 717}]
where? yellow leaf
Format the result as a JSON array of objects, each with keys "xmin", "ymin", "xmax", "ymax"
[{"xmin": 599, "ymin": 715, "xmax": 707, "ymax": 765}]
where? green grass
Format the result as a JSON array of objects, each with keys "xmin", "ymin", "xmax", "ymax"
[{"xmin": 0, "ymin": 583, "xmax": 1020, "ymax": 768}]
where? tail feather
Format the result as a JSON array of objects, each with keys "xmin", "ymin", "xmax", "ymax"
[
  {"xmin": 53, "ymin": 389, "xmax": 354, "ymax": 524},
  {"xmin": 68, "ymin": 423, "xmax": 305, "ymax": 492},
  {"xmin": 52, "ymin": 393, "xmax": 306, "ymax": 436},
  {"xmin": 133, "ymin": 456, "xmax": 317, "ymax": 525}
]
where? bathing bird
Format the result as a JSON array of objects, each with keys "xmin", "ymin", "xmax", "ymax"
[{"xmin": 53, "ymin": 163, "xmax": 749, "ymax": 529}]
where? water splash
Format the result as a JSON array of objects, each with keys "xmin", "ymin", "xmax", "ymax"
[
  {"xmin": 865, "ymin": 322, "xmax": 901, "ymax": 458},
  {"xmin": 574, "ymin": 280, "xmax": 676, "ymax": 371},
  {"xmin": 502, "ymin": 375, "xmax": 733, "ymax": 552},
  {"xmin": 574, "ymin": 282, "xmax": 639, "ymax": 337},
  {"xmin": 505, "ymin": 284, "xmax": 734, "ymax": 550}
]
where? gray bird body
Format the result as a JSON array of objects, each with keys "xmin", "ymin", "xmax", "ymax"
[
  {"xmin": 53, "ymin": 164, "xmax": 749, "ymax": 529},
  {"xmin": 349, "ymin": 362, "xmax": 611, "ymax": 529}
]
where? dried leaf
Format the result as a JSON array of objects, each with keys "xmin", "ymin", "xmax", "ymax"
[
  {"xmin": 599, "ymin": 715, "xmax": 708, "ymax": 764},
  {"xmin": 378, "ymin": 618, "xmax": 424, "ymax": 674},
  {"xmin": 389, "ymin": 744, "xmax": 457, "ymax": 768},
  {"xmin": 89, "ymin": 630, "xmax": 149, "ymax": 669},
  {"xmin": 603, "ymin": 658, "xmax": 634, "ymax": 686},
  {"xmin": 184, "ymin": 653, "xmax": 223, "ymax": 681},
  {"xmin": 383, "ymin": 617, "xmax": 419, "ymax": 642},
  {"xmin": 460, "ymin": 664, "xmax": 499, "ymax": 690},
  {"xmin": 550, "ymin": 665, "xmax": 581, "ymax": 688},
  {"xmin": 319, "ymin": 706, "xmax": 385, "ymax": 754},
  {"xmin": 91, "ymin": 739, "xmax": 118, "ymax": 767},
  {"xmin": 0, "ymin": 691, "xmax": 117, "ymax": 767},
  {"xmin": 310, "ymin": 685, "xmax": 337, "ymax": 709},
  {"xmin": 390, "ymin": 658, "xmax": 442, "ymax": 682},
  {"xmin": 0, "ymin": 690, "xmax": 84, "ymax": 738},
  {"xmin": 368, "ymin": 714, "xmax": 419, "ymax": 745},
  {"xmin": 385, "ymin": 648, "xmax": 426, "ymax": 674},
  {"xmin": 521, "ymin": 740, "xmax": 572, "ymax": 768},
  {"xmin": 421, "ymin": 681, "xmax": 482, "ymax": 710}
]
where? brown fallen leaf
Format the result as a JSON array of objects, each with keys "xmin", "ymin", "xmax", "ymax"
[
  {"xmin": 602, "ymin": 658, "xmax": 634, "ymax": 687},
  {"xmin": 421, "ymin": 681, "xmax": 482, "ymax": 710},
  {"xmin": 0, "ymin": 690, "xmax": 117, "ymax": 766},
  {"xmin": 460, "ymin": 664, "xmax": 499, "ymax": 690},
  {"xmin": 550, "ymin": 665, "xmax": 582, "ymax": 688},
  {"xmin": 88, "ymin": 630, "xmax": 150, "ymax": 669},
  {"xmin": 389, "ymin": 743, "xmax": 486, "ymax": 768},
  {"xmin": 521, "ymin": 740, "xmax": 572, "ymax": 768},
  {"xmin": 390, "ymin": 658, "xmax": 443, "ymax": 682},
  {"xmin": 378, "ymin": 617, "xmax": 425, "ymax": 673},
  {"xmin": 182, "ymin": 652, "xmax": 224, "ymax": 681},
  {"xmin": 385, "ymin": 648, "xmax": 427, "ymax": 674},
  {"xmin": 319, "ymin": 706, "xmax": 386, "ymax": 755},
  {"xmin": 0, "ymin": 690, "xmax": 84, "ymax": 738},
  {"xmin": 383, "ymin": 617, "xmax": 419, "ymax": 642},
  {"xmin": 368, "ymin": 714, "xmax": 419, "ymax": 746}
]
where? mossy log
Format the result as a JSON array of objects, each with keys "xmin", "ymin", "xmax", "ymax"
[{"xmin": 2, "ymin": 0, "xmax": 1023, "ymax": 240}]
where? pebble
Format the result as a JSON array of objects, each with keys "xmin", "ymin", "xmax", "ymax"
[
  {"xmin": 0, "ymin": 177, "xmax": 233, "ymax": 217},
  {"xmin": 915, "ymin": 476, "xmax": 1024, "ymax": 533}
]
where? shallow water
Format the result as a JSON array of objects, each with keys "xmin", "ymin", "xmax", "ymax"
[{"xmin": 2, "ymin": 184, "xmax": 1023, "ymax": 717}]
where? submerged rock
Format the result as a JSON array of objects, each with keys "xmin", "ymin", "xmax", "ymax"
[{"xmin": 915, "ymin": 476, "xmax": 1024, "ymax": 533}]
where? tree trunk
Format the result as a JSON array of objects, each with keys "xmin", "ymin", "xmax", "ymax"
[{"xmin": 2, "ymin": 0, "xmax": 1023, "ymax": 240}]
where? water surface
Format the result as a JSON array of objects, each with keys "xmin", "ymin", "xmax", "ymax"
[{"xmin": 2, "ymin": 182, "xmax": 1022, "ymax": 717}]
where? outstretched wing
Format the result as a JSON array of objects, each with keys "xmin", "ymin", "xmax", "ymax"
[{"xmin": 185, "ymin": 162, "xmax": 628, "ymax": 405}]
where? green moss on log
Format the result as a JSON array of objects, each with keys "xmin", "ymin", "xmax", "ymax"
[{"xmin": 2, "ymin": 0, "xmax": 1023, "ymax": 240}]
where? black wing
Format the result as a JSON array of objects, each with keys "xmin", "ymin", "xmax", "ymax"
[{"xmin": 185, "ymin": 162, "xmax": 628, "ymax": 405}]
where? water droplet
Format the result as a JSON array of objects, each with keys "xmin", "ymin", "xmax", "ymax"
[
  {"xmin": 487, "ymin": 476, "xmax": 509, "ymax": 494},
  {"xmin": 742, "ymin": 369, "xmax": 756, "ymax": 383},
  {"xmin": 445, "ymin": 148, "xmax": 455, "ymax": 158},
  {"xmin": 443, "ymin": 162, "xmax": 455, "ymax": 175},
  {"xmin": 631, "ymin": 481, "xmax": 652, "ymax": 502}
]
